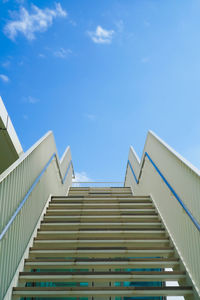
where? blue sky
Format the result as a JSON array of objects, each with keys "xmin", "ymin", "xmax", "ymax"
[{"xmin": 1, "ymin": 0, "xmax": 200, "ymax": 182}]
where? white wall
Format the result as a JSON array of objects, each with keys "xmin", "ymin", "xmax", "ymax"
[
  {"xmin": 125, "ymin": 131, "xmax": 200, "ymax": 297},
  {"xmin": 0, "ymin": 131, "xmax": 73, "ymax": 300}
]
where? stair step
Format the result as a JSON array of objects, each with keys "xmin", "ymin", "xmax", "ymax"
[
  {"xmin": 42, "ymin": 220, "xmax": 161, "ymax": 224},
  {"xmin": 69, "ymin": 189, "xmax": 131, "ymax": 193},
  {"xmin": 68, "ymin": 193, "xmax": 134, "ymax": 197},
  {"xmin": 29, "ymin": 247, "xmax": 174, "ymax": 258},
  {"xmin": 37, "ymin": 229, "xmax": 166, "ymax": 239},
  {"xmin": 51, "ymin": 199, "xmax": 152, "ymax": 203},
  {"xmin": 19, "ymin": 271, "xmax": 186, "ymax": 283},
  {"xmin": 45, "ymin": 209, "xmax": 157, "ymax": 216},
  {"xmin": 11, "ymin": 188, "xmax": 196, "ymax": 300},
  {"xmin": 46, "ymin": 208, "xmax": 155, "ymax": 211},
  {"xmin": 33, "ymin": 238, "xmax": 169, "ymax": 248},
  {"xmin": 12, "ymin": 286, "xmax": 193, "ymax": 297},
  {"xmin": 24, "ymin": 257, "xmax": 180, "ymax": 270},
  {"xmin": 65, "ymin": 194, "xmax": 145, "ymax": 198},
  {"xmin": 53, "ymin": 194, "xmax": 149, "ymax": 197},
  {"xmin": 40, "ymin": 223, "xmax": 163, "ymax": 230},
  {"xmin": 43, "ymin": 215, "xmax": 160, "ymax": 222},
  {"xmin": 48, "ymin": 203, "xmax": 154, "ymax": 209}
]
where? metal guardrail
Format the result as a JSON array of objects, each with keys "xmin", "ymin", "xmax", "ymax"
[
  {"xmin": 0, "ymin": 155, "xmax": 74, "ymax": 241},
  {"xmin": 72, "ymin": 181, "xmax": 124, "ymax": 187},
  {"xmin": 127, "ymin": 152, "xmax": 200, "ymax": 231}
]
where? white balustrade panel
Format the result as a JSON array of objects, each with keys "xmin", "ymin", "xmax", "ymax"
[
  {"xmin": 0, "ymin": 131, "xmax": 73, "ymax": 300},
  {"xmin": 125, "ymin": 131, "xmax": 200, "ymax": 296}
]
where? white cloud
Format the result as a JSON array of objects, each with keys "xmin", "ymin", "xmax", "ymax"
[
  {"xmin": 84, "ymin": 113, "xmax": 96, "ymax": 121},
  {"xmin": 38, "ymin": 53, "xmax": 46, "ymax": 58},
  {"xmin": 2, "ymin": 61, "xmax": 11, "ymax": 68},
  {"xmin": 4, "ymin": 3, "xmax": 67, "ymax": 41},
  {"xmin": 0, "ymin": 74, "xmax": 9, "ymax": 82},
  {"xmin": 144, "ymin": 20, "xmax": 150, "ymax": 27},
  {"xmin": 15, "ymin": 0, "xmax": 25, "ymax": 3},
  {"xmin": 18, "ymin": 60, "xmax": 24, "ymax": 66},
  {"xmin": 23, "ymin": 114, "xmax": 28, "ymax": 120},
  {"xmin": 24, "ymin": 96, "xmax": 39, "ymax": 104},
  {"xmin": 141, "ymin": 57, "xmax": 149, "ymax": 63},
  {"xmin": 72, "ymin": 172, "xmax": 92, "ymax": 186},
  {"xmin": 88, "ymin": 26, "xmax": 114, "ymax": 44},
  {"xmin": 54, "ymin": 47, "xmax": 72, "ymax": 58},
  {"xmin": 115, "ymin": 20, "xmax": 124, "ymax": 33}
]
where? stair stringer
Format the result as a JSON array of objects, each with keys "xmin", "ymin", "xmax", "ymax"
[
  {"xmin": 3, "ymin": 194, "xmax": 52, "ymax": 300},
  {"xmin": 125, "ymin": 130, "xmax": 200, "ymax": 297},
  {"xmin": 149, "ymin": 194, "xmax": 199, "ymax": 300}
]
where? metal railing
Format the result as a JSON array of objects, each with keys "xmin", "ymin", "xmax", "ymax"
[
  {"xmin": 125, "ymin": 130, "xmax": 200, "ymax": 296},
  {"xmin": 127, "ymin": 153, "xmax": 200, "ymax": 231},
  {"xmin": 0, "ymin": 131, "xmax": 74, "ymax": 300},
  {"xmin": 72, "ymin": 181, "xmax": 124, "ymax": 187},
  {"xmin": 0, "ymin": 156, "xmax": 73, "ymax": 241}
]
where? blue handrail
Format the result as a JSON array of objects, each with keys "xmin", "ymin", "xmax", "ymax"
[
  {"xmin": 62, "ymin": 160, "xmax": 74, "ymax": 184},
  {"xmin": 0, "ymin": 153, "xmax": 73, "ymax": 241},
  {"xmin": 127, "ymin": 152, "xmax": 200, "ymax": 232}
]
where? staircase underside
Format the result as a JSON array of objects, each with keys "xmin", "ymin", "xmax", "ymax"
[{"xmin": 12, "ymin": 187, "xmax": 194, "ymax": 299}]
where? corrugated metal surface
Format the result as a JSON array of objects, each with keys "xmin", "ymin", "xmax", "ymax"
[
  {"xmin": 0, "ymin": 131, "xmax": 73, "ymax": 299},
  {"xmin": 125, "ymin": 131, "xmax": 200, "ymax": 296}
]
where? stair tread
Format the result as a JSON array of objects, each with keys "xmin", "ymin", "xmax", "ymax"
[
  {"xmin": 12, "ymin": 286, "xmax": 193, "ymax": 297},
  {"xmin": 20, "ymin": 271, "xmax": 185, "ymax": 275},
  {"xmin": 25, "ymin": 257, "xmax": 179, "ymax": 262},
  {"xmin": 11, "ymin": 190, "xmax": 195, "ymax": 299},
  {"xmin": 14, "ymin": 286, "xmax": 192, "ymax": 290},
  {"xmin": 31, "ymin": 246, "xmax": 173, "ymax": 250}
]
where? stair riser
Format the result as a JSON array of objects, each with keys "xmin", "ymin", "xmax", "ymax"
[
  {"xmin": 43, "ymin": 216, "xmax": 160, "ymax": 222},
  {"xmin": 40, "ymin": 224, "xmax": 163, "ymax": 230},
  {"xmin": 48, "ymin": 204, "xmax": 154, "ymax": 209},
  {"xmin": 12, "ymin": 289, "xmax": 193, "ymax": 297},
  {"xmin": 37, "ymin": 232, "xmax": 166, "ymax": 239},
  {"xmin": 24, "ymin": 261, "xmax": 179, "ymax": 270},
  {"xmin": 19, "ymin": 274, "xmax": 185, "ymax": 283},
  {"xmin": 68, "ymin": 193, "xmax": 134, "ymax": 197},
  {"xmin": 51, "ymin": 200, "xmax": 152, "ymax": 204},
  {"xmin": 11, "ymin": 189, "xmax": 194, "ymax": 300},
  {"xmin": 29, "ymin": 250, "xmax": 174, "ymax": 258},
  {"xmin": 33, "ymin": 240, "xmax": 169, "ymax": 248},
  {"xmin": 45, "ymin": 211, "xmax": 157, "ymax": 216}
]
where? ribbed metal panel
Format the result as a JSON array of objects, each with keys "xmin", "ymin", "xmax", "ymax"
[
  {"xmin": 0, "ymin": 131, "xmax": 73, "ymax": 300},
  {"xmin": 125, "ymin": 131, "xmax": 200, "ymax": 297}
]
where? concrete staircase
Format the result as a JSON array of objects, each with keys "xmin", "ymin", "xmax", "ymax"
[{"xmin": 12, "ymin": 187, "xmax": 194, "ymax": 299}]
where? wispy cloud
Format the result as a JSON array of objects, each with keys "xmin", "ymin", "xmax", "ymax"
[
  {"xmin": 144, "ymin": 20, "xmax": 150, "ymax": 27},
  {"xmin": 38, "ymin": 53, "xmax": 46, "ymax": 59},
  {"xmin": 54, "ymin": 47, "xmax": 72, "ymax": 58},
  {"xmin": 141, "ymin": 57, "xmax": 149, "ymax": 64},
  {"xmin": 23, "ymin": 114, "xmax": 28, "ymax": 120},
  {"xmin": 115, "ymin": 20, "xmax": 124, "ymax": 33},
  {"xmin": 24, "ymin": 96, "xmax": 39, "ymax": 104},
  {"xmin": 73, "ymin": 171, "xmax": 92, "ymax": 182},
  {"xmin": 4, "ymin": 3, "xmax": 67, "ymax": 41},
  {"xmin": 72, "ymin": 171, "xmax": 92, "ymax": 186},
  {"xmin": 84, "ymin": 113, "xmax": 96, "ymax": 121},
  {"xmin": 88, "ymin": 26, "xmax": 114, "ymax": 44},
  {"xmin": 16, "ymin": 0, "xmax": 25, "ymax": 3},
  {"xmin": 2, "ymin": 61, "xmax": 11, "ymax": 68},
  {"xmin": 0, "ymin": 74, "xmax": 9, "ymax": 82}
]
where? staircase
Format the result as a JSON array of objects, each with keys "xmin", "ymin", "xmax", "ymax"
[{"xmin": 12, "ymin": 187, "xmax": 194, "ymax": 299}]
